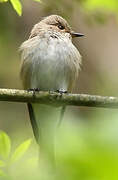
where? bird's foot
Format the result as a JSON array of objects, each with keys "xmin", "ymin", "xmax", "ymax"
[
  {"xmin": 56, "ymin": 89, "xmax": 68, "ymax": 95},
  {"xmin": 27, "ymin": 88, "xmax": 40, "ymax": 97},
  {"xmin": 28, "ymin": 88, "xmax": 40, "ymax": 92}
]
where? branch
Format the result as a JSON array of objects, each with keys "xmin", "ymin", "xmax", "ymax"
[{"xmin": 0, "ymin": 88, "xmax": 118, "ymax": 108}]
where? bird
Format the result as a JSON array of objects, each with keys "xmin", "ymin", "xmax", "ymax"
[{"xmin": 20, "ymin": 15, "xmax": 83, "ymax": 166}]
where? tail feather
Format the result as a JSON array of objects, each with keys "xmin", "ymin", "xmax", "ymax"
[
  {"xmin": 57, "ymin": 106, "xmax": 66, "ymax": 127},
  {"xmin": 27, "ymin": 103, "xmax": 39, "ymax": 143},
  {"xmin": 27, "ymin": 103, "xmax": 65, "ymax": 166}
]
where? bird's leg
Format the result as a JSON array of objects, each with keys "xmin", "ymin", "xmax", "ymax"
[{"xmin": 27, "ymin": 88, "xmax": 40, "ymax": 97}]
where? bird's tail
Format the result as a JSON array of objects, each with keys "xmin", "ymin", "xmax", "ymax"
[
  {"xmin": 27, "ymin": 103, "xmax": 64, "ymax": 164},
  {"xmin": 27, "ymin": 103, "xmax": 39, "ymax": 143},
  {"xmin": 58, "ymin": 105, "xmax": 66, "ymax": 127}
]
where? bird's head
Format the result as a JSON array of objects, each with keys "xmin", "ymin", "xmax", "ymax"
[{"xmin": 29, "ymin": 15, "xmax": 84, "ymax": 39}]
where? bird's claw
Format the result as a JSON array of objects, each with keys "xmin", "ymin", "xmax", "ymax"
[
  {"xmin": 56, "ymin": 89, "xmax": 68, "ymax": 95},
  {"xmin": 27, "ymin": 88, "xmax": 40, "ymax": 97}
]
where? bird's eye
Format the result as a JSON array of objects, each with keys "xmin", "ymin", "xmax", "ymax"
[{"xmin": 58, "ymin": 24, "xmax": 65, "ymax": 30}]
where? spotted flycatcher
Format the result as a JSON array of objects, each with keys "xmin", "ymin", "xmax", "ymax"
[{"xmin": 20, "ymin": 15, "xmax": 83, "ymax": 163}]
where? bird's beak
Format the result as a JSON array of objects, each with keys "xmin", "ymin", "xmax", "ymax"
[{"xmin": 71, "ymin": 31, "xmax": 84, "ymax": 38}]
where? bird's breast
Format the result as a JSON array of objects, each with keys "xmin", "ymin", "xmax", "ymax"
[{"xmin": 20, "ymin": 35, "xmax": 81, "ymax": 91}]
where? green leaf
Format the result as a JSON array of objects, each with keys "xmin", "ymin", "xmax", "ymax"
[
  {"xmin": 0, "ymin": 160, "xmax": 5, "ymax": 167},
  {"xmin": 10, "ymin": 0, "xmax": 22, "ymax": 16},
  {"xmin": 0, "ymin": 131, "xmax": 11, "ymax": 159},
  {"xmin": 0, "ymin": 0, "xmax": 8, "ymax": 3},
  {"xmin": 11, "ymin": 139, "xmax": 32, "ymax": 163}
]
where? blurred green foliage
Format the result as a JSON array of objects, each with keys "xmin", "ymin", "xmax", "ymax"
[
  {"xmin": 81, "ymin": 0, "xmax": 118, "ymax": 23},
  {"xmin": 0, "ymin": 0, "xmax": 41, "ymax": 16},
  {"xmin": 9, "ymin": 0, "xmax": 22, "ymax": 16},
  {"xmin": 1, "ymin": 0, "xmax": 118, "ymax": 18},
  {"xmin": 82, "ymin": 0, "xmax": 118, "ymax": 13},
  {"xmin": 0, "ymin": 0, "xmax": 22, "ymax": 16},
  {"xmin": 0, "ymin": 131, "xmax": 32, "ymax": 178},
  {"xmin": 1, "ymin": 113, "xmax": 118, "ymax": 180},
  {"xmin": 0, "ymin": 131, "xmax": 11, "ymax": 159},
  {"xmin": 11, "ymin": 138, "xmax": 32, "ymax": 163},
  {"xmin": 0, "ymin": 0, "xmax": 7, "ymax": 2}
]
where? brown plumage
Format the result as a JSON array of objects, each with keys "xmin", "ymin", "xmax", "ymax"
[
  {"xmin": 20, "ymin": 15, "xmax": 82, "ymax": 92},
  {"xmin": 19, "ymin": 15, "xmax": 83, "ymax": 168}
]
